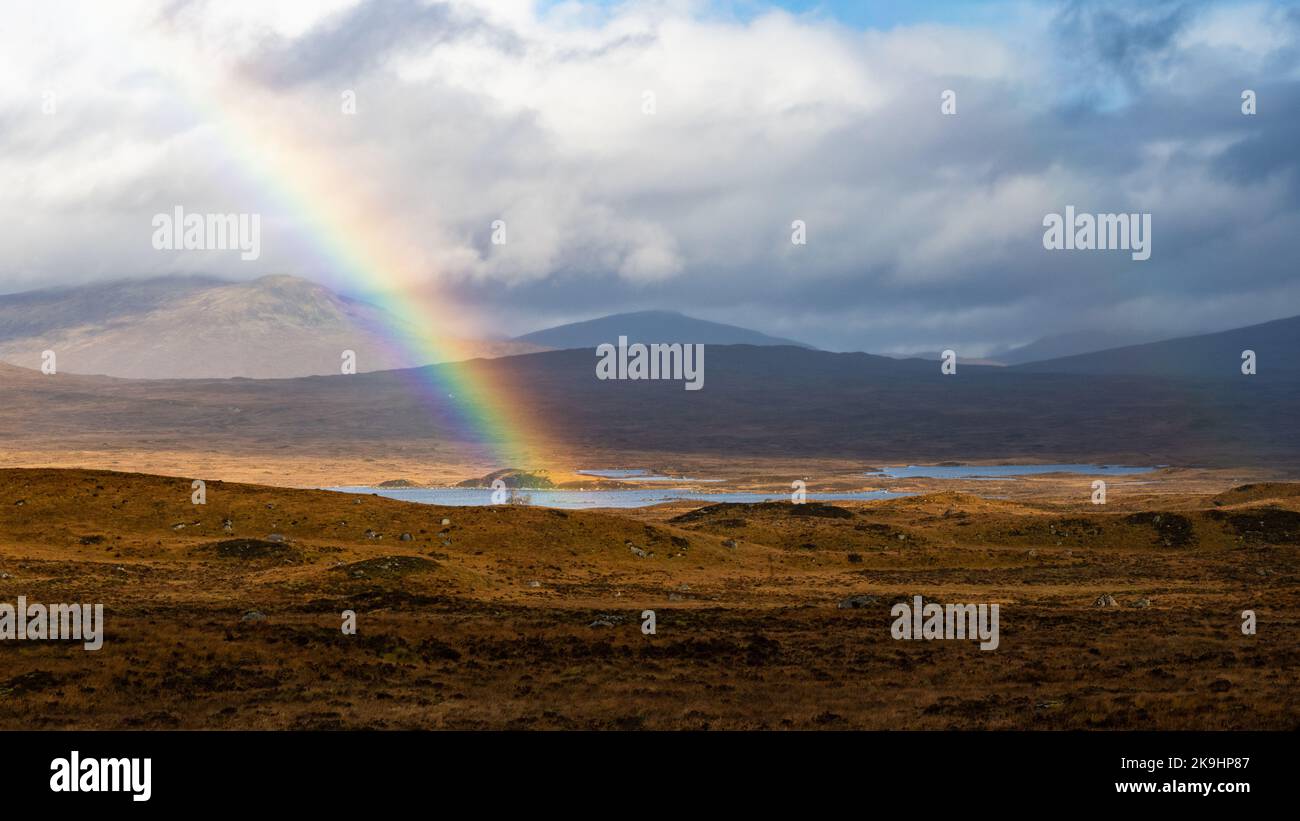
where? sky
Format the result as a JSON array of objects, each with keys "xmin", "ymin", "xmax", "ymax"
[{"xmin": 2, "ymin": 0, "xmax": 1299, "ymax": 354}]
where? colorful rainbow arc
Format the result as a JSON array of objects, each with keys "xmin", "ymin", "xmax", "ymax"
[{"xmin": 164, "ymin": 68, "xmax": 550, "ymax": 470}]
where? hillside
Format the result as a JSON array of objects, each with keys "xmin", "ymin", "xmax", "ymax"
[
  {"xmin": 1013, "ymin": 315, "xmax": 1300, "ymax": 378},
  {"xmin": 0, "ymin": 275, "xmax": 544, "ymax": 379},
  {"xmin": 513, "ymin": 310, "xmax": 813, "ymax": 350},
  {"xmin": 2, "ymin": 342, "xmax": 1298, "ymax": 471},
  {"xmin": 1, "ymin": 467, "xmax": 1295, "ymax": 729}
]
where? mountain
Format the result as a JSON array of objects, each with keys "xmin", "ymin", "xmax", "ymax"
[
  {"xmin": 0, "ymin": 275, "xmax": 545, "ymax": 379},
  {"xmin": 887, "ymin": 351, "xmax": 1006, "ymax": 367},
  {"xmin": 1013, "ymin": 315, "xmax": 1300, "ymax": 378},
  {"xmin": 992, "ymin": 329, "xmax": 1177, "ymax": 366},
  {"xmin": 513, "ymin": 310, "xmax": 813, "ymax": 350},
  {"xmin": 4, "ymin": 339, "xmax": 1298, "ymax": 470}
]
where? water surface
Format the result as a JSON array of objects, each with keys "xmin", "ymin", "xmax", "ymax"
[
  {"xmin": 865, "ymin": 464, "xmax": 1158, "ymax": 480},
  {"xmin": 329, "ymin": 486, "xmax": 908, "ymax": 510}
]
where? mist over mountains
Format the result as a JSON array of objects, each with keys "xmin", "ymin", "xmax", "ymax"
[{"xmin": 0, "ymin": 275, "xmax": 542, "ymax": 379}]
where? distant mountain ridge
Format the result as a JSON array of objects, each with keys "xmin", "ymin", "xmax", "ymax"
[
  {"xmin": 513, "ymin": 310, "xmax": 813, "ymax": 350},
  {"xmin": 4, "ymin": 332, "xmax": 1297, "ymax": 470},
  {"xmin": 0, "ymin": 275, "xmax": 544, "ymax": 379},
  {"xmin": 992, "ymin": 329, "xmax": 1180, "ymax": 366},
  {"xmin": 1012, "ymin": 315, "xmax": 1300, "ymax": 378}
]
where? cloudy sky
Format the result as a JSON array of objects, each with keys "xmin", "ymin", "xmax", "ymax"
[{"xmin": 2, "ymin": 0, "xmax": 1299, "ymax": 354}]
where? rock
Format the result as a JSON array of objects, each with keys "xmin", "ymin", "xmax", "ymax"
[
  {"xmin": 722, "ymin": 539, "xmax": 738, "ymax": 549},
  {"xmin": 1027, "ymin": 548, "xmax": 1038, "ymax": 558},
  {"xmin": 0, "ymin": 572, "xmax": 11, "ymax": 579},
  {"xmin": 441, "ymin": 518, "xmax": 451, "ymax": 526},
  {"xmin": 1209, "ymin": 678, "xmax": 1232, "ymax": 693},
  {"xmin": 1132, "ymin": 597, "xmax": 1152, "ymax": 608},
  {"xmin": 222, "ymin": 519, "xmax": 234, "ymax": 533},
  {"xmin": 266, "ymin": 533, "xmax": 286, "ymax": 543},
  {"xmin": 838, "ymin": 594, "xmax": 879, "ymax": 609},
  {"xmin": 629, "ymin": 545, "xmax": 650, "ymax": 558},
  {"xmin": 668, "ymin": 593, "xmax": 684, "ymax": 602},
  {"xmin": 240, "ymin": 610, "xmax": 267, "ymax": 623},
  {"xmin": 364, "ymin": 529, "xmax": 381, "ymax": 540},
  {"xmin": 171, "ymin": 522, "xmax": 186, "ymax": 530},
  {"xmin": 1092, "ymin": 594, "xmax": 1117, "ymax": 608},
  {"xmin": 587, "ymin": 613, "xmax": 624, "ymax": 628},
  {"xmin": 399, "ymin": 533, "xmax": 413, "ymax": 542},
  {"xmin": 528, "ymin": 580, "xmax": 541, "ymax": 588}
]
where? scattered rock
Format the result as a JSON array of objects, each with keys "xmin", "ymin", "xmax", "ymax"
[
  {"xmin": 333, "ymin": 556, "xmax": 440, "ymax": 578},
  {"xmin": 587, "ymin": 612, "xmax": 626, "ymax": 628},
  {"xmin": 1092, "ymin": 594, "xmax": 1117, "ymax": 608},
  {"xmin": 195, "ymin": 539, "xmax": 301, "ymax": 563}
]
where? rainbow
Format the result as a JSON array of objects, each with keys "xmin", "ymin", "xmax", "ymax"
[{"xmin": 158, "ymin": 61, "xmax": 553, "ymax": 470}]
